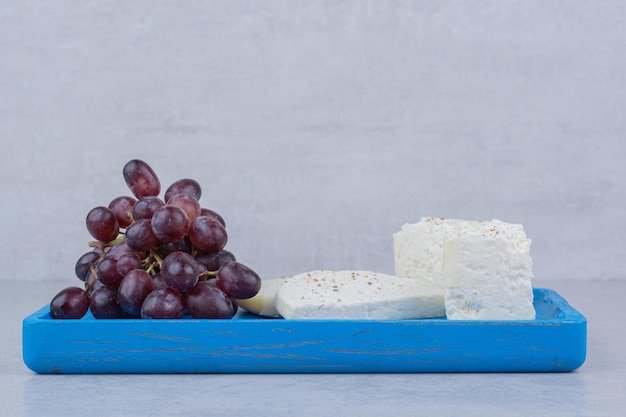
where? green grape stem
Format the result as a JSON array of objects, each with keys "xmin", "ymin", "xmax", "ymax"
[
  {"xmin": 145, "ymin": 263, "xmax": 158, "ymax": 275},
  {"xmin": 143, "ymin": 249, "xmax": 165, "ymax": 275},
  {"xmin": 107, "ymin": 234, "xmax": 126, "ymax": 246},
  {"xmin": 150, "ymin": 249, "xmax": 164, "ymax": 265},
  {"xmin": 198, "ymin": 270, "xmax": 217, "ymax": 281},
  {"xmin": 87, "ymin": 233, "xmax": 125, "ymax": 251}
]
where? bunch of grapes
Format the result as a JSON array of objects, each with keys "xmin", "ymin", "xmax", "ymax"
[{"xmin": 49, "ymin": 159, "xmax": 261, "ymax": 320}]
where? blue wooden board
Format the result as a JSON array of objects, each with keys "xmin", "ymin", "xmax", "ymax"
[{"xmin": 22, "ymin": 288, "xmax": 586, "ymax": 374}]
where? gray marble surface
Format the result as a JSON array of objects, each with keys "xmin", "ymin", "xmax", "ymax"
[
  {"xmin": 4, "ymin": 279, "xmax": 625, "ymax": 416},
  {"xmin": 2, "ymin": 1, "xmax": 626, "ymax": 285},
  {"xmin": 2, "ymin": 2, "xmax": 625, "ymax": 415}
]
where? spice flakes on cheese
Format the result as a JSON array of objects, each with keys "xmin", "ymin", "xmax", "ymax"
[{"xmin": 275, "ymin": 270, "xmax": 445, "ymax": 320}]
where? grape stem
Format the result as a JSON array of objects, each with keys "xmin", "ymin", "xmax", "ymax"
[
  {"xmin": 87, "ymin": 234, "xmax": 125, "ymax": 250},
  {"xmin": 145, "ymin": 263, "xmax": 157, "ymax": 275},
  {"xmin": 150, "ymin": 249, "xmax": 163, "ymax": 265},
  {"xmin": 198, "ymin": 270, "xmax": 217, "ymax": 279},
  {"xmin": 143, "ymin": 249, "xmax": 164, "ymax": 275},
  {"xmin": 84, "ymin": 265, "xmax": 98, "ymax": 291}
]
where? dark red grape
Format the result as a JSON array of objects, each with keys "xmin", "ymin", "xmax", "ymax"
[
  {"xmin": 196, "ymin": 261, "xmax": 208, "ymax": 277},
  {"xmin": 116, "ymin": 252, "xmax": 143, "ymax": 276},
  {"xmin": 108, "ymin": 195, "xmax": 136, "ymax": 228},
  {"xmin": 141, "ymin": 288, "xmax": 185, "ymax": 319},
  {"xmin": 85, "ymin": 277, "xmax": 105, "ymax": 296},
  {"xmin": 152, "ymin": 273, "xmax": 168, "ymax": 289},
  {"xmin": 159, "ymin": 237, "xmax": 193, "ymax": 256},
  {"xmin": 188, "ymin": 216, "xmax": 228, "ymax": 253},
  {"xmin": 54, "ymin": 159, "xmax": 262, "ymax": 321},
  {"xmin": 117, "ymin": 269, "xmax": 155, "ymax": 315},
  {"xmin": 90, "ymin": 285, "xmax": 126, "ymax": 319},
  {"xmin": 132, "ymin": 196, "xmax": 165, "ymax": 220},
  {"xmin": 125, "ymin": 218, "xmax": 159, "ymax": 252},
  {"xmin": 195, "ymin": 250, "xmax": 236, "ymax": 272},
  {"xmin": 167, "ymin": 194, "xmax": 201, "ymax": 222},
  {"xmin": 75, "ymin": 251, "xmax": 101, "ymax": 281},
  {"xmin": 50, "ymin": 287, "xmax": 90, "ymax": 319},
  {"xmin": 164, "ymin": 178, "xmax": 202, "ymax": 202},
  {"xmin": 216, "ymin": 261, "xmax": 261, "ymax": 299},
  {"xmin": 151, "ymin": 205, "xmax": 189, "ymax": 243},
  {"xmin": 105, "ymin": 241, "xmax": 146, "ymax": 260},
  {"xmin": 96, "ymin": 256, "xmax": 124, "ymax": 288},
  {"xmin": 86, "ymin": 206, "xmax": 120, "ymax": 243},
  {"xmin": 185, "ymin": 281, "xmax": 235, "ymax": 319},
  {"xmin": 161, "ymin": 251, "xmax": 199, "ymax": 292},
  {"xmin": 200, "ymin": 208, "xmax": 225, "ymax": 228},
  {"xmin": 123, "ymin": 159, "xmax": 161, "ymax": 199}
]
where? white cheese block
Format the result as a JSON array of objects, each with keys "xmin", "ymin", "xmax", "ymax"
[
  {"xmin": 237, "ymin": 276, "xmax": 291, "ymax": 318},
  {"xmin": 394, "ymin": 217, "xmax": 535, "ymax": 320},
  {"xmin": 275, "ymin": 270, "xmax": 445, "ymax": 320},
  {"xmin": 443, "ymin": 227, "xmax": 535, "ymax": 320},
  {"xmin": 394, "ymin": 217, "xmax": 508, "ymax": 288}
]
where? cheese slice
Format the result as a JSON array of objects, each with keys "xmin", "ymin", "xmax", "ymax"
[
  {"xmin": 275, "ymin": 270, "xmax": 445, "ymax": 320},
  {"xmin": 237, "ymin": 276, "xmax": 291, "ymax": 318}
]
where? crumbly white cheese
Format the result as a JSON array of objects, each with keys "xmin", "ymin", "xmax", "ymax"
[
  {"xmin": 275, "ymin": 270, "xmax": 445, "ymax": 320},
  {"xmin": 443, "ymin": 226, "xmax": 535, "ymax": 320},
  {"xmin": 394, "ymin": 217, "xmax": 513, "ymax": 288},
  {"xmin": 394, "ymin": 216, "xmax": 535, "ymax": 320},
  {"xmin": 237, "ymin": 276, "xmax": 291, "ymax": 318}
]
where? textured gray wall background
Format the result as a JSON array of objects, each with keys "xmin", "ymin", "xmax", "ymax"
[{"xmin": 1, "ymin": 1, "xmax": 625, "ymax": 283}]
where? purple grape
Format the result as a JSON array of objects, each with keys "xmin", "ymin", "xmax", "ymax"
[
  {"xmin": 116, "ymin": 252, "xmax": 143, "ymax": 276},
  {"xmin": 164, "ymin": 178, "xmax": 202, "ymax": 202},
  {"xmin": 55, "ymin": 160, "xmax": 263, "ymax": 322},
  {"xmin": 200, "ymin": 208, "xmax": 226, "ymax": 228},
  {"xmin": 196, "ymin": 261, "xmax": 208, "ymax": 277},
  {"xmin": 85, "ymin": 277, "xmax": 105, "ymax": 296},
  {"xmin": 188, "ymin": 216, "xmax": 228, "ymax": 253},
  {"xmin": 86, "ymin": 206, "xmax": 120, "ymax": 243},
  {"xmin": 96, "ymin": 256, "xmax": 124, "ymax": 288},
  {"xmin": 185, "ymin": 281, "xmax": 235, "ymax": 319},
  {"xmin": 105, "ymin": 241, "xmax": 144, "ymax": 260},
  {"xmin": 123, "ymin": 159, "xmax": 161, "ymax": 199},
  {"xmin": 117, "ymin": 269, "xmax": 155, "ymax": 315},
  {"xmin": 161, "ymin": 251, "xmax": 199, "ymax": 292},
  {"xmin": 132, "ymin": 196, "xmax": 165, "ymax": 220},
  {"xmin": 50, "ymin": 287, "xmax": 90, "ymax": 319},
  {"xmin": 141, "ymin": 288, "xmax": 185, "ymax": 319},
  {"xmin": 90, "ymin": 285, "xmax": 126, "ymax": 319},
  {"xmin": 159, "ymin": 237, "xmax": 193, "ymax": 257},
  {"xmin": 151, "ymin": 205, "xmax": 189, "ymax": 243},
  {"xmin": 216, "ymin": 261, "xmax": 261, "ymax": 300},
  {"xmin": 152, "ymin": 273, "xmax": 168, "ymax": 289},
  {"xmin": 108, "ymin": 195, "xmax": 136, "ymax": 228},
  {"xmin": 75, "ymin": 251, "xmax": 101, "ymax": 281},
  {"xmin": 195, "ymin": 250, "xmax": 236, "ymax": 272},
  {"xmin": 167, "ymin": 194, "xmax": 201, "ymax": 222},
  {"xmin": 125, "ymin": 218, "xmax": 159, "ymax": 252}
]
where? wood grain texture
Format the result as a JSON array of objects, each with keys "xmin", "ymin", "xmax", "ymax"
[{"xmin": 22, "ymin": 288, "xmax": 586, "ymax": 374}]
